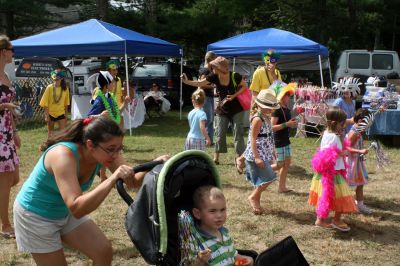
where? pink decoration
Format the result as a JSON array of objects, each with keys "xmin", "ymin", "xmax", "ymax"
[{"xmin": 311, "ymin": 145, "xmax": 342, "ymax": 219}]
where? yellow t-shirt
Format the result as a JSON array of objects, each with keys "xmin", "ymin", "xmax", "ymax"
[
  {"xmin": 39, "ymin": 84, "xmax": 70, "ymax": 117},
  {"xmin": 249, "ymin": 67, "xmax": 282, "ymax": 94},
  {"xmin": 110, "ymin": 77, "xmax": 123, "ymax": 107}
]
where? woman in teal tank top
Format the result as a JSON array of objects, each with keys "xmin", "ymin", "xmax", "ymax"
[{"xmin": 13, "ymin": 116, "xmax": 167, "ymax": 265}]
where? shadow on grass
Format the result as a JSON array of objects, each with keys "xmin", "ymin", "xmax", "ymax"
[
  {"xmin": 113, "ymin": 246, "xmax": 142, "ymax": 260},
  {"xmin": 124, "ymin": 147, "xmax": 155, "ymax": 153},
  {"xmin": 223, "ymin": 182, "xmax": 251, "ymax": 192},
  {"xmin": 334, "ymin": 220, "xmax": 400, "ymax": 245},
  {"xmin": 288, "ymin": 165, "xmax": 312, "ymax": 180},
  {"xmin": 269, "ymin": 209, "xmax": 400, "ymax": 245},
  {"xmin": 365, "ymin": 195, "xmax": 400, "ymax": 212}
]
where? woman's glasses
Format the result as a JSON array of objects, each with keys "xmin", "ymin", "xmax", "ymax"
[{"xmin": 97, "ymin": 144, "xmax": 124, "ymax": 157}]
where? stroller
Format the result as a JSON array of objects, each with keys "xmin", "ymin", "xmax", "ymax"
[{"xmin": 117, "ymin": 150, "xmax": 309, "ymax": 265}]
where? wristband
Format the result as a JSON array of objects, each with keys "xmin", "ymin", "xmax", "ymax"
[{"xmin": 282, "ymin": 122, "xmax": 287, "ymax": 129}]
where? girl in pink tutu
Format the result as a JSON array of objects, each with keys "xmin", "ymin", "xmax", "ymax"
[{"xmin": 308, "ymin": 107, "xmax": 357, "ymax": 231}]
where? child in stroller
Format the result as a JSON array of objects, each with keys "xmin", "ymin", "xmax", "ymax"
[
  {"xmin": 117, "ymin": 150, "xmax": 308, "ymax": 266},
  {"xmin": 180, "ymin": 185, "xmax": 253, "ymax": 265}
]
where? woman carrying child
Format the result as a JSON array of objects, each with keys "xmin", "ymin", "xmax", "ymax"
[
  {"xmin": 184, "ymin": 89, "xmax": 211, "ymax": 151},
  {"xmin": 242, "ymin": 90, "xmax": 280, "ymax": 215},
  {"xmin": 309, "ymin": 107, "xmax": 357, "ymax": 231},
  {"xmin": 346, "ymin": 108, "xmax": 372, "ymax": 214}
]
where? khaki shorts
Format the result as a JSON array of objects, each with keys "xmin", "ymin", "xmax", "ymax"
[{"xmin": 13, "ymin": 201, "xmax": 90, "ymax": 253}]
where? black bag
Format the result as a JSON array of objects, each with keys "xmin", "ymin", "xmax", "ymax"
[{"xmin": 254, "ymin": 236, "xmax": 309, "ymax": 266}]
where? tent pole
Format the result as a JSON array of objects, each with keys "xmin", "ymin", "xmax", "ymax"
[
  {"xmin": 233, "ymin": 57, "xmax": 236, "ymax": 72},
  {"xmin": 318, "ymin": 55, "xmax": 324, "ymax": 88},
  {"xmin": 72, "ymin": 57, "xmax": 75, "ymax": 94},
  {"xmin": 328, "ymin": 57, "xmax": 333, "ymax": 85},
  {"xmin": 124, "ymin": 42, "xmax": 132, "ymax": 136},
  {"xmin": 180, "ymin": 49, "xmax": 183, "ymax": 120}
]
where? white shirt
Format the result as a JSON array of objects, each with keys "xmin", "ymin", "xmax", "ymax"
[{"xmin": 321, "ymin": 131, "xmax": 345, "ymax": 170}]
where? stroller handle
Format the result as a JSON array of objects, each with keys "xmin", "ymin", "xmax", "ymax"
[{"xmin": 116, "ymin": 160, "xmax": 163, "ymax": 206}]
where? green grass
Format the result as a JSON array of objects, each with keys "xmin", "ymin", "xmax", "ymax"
[{"xmin": 1, "ymin": 110, "xmax": 400, "ymax": 265}]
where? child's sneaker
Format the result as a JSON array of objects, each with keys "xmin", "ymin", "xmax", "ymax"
[{"xmin": 357, "ymin": 202, "xmax": 372, "ymax": 214}]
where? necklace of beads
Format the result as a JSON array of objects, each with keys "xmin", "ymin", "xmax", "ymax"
[
  {"xmin": 52, "ymin": 84, "xmax": 63, "ymax": 104},
  {"xmin": 98, "ymin": 90, "xmax": 121, "ymax": 124}
]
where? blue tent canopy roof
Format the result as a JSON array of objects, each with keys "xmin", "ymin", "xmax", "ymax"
[
  {"xmin": 12, "ymin": 19, "xmax": 182, "ymax": 57},
  {"xmin": 207, "ymin": 28, "xmax": 328, "ymax": 57}
]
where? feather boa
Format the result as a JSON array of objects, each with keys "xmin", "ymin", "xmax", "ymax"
[{"xmin": 311, "ymin": 138, "xmax": 349, "ymax": 219}]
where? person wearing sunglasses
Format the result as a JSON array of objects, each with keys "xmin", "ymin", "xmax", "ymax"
[
  {"xmin": 0, "ymin": 35, "xmax": 20, "ymax": 239},
  {"xmin": 39, "ymin": 69, "xmax": 70, "ymax": 137},
  {"xmin": 249, "ymin": 49, "xmax": 282, "ymax": 104},
  {"xmin": 13, "ymin": 116, "xmax": 168, "ymax": 265}
]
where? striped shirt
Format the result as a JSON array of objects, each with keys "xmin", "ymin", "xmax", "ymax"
[{"xmin": 188, "ymin": 226, "xmax": 237, "ymax": 266}]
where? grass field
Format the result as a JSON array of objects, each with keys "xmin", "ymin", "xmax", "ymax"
[{"xmin": 1, "ymin": 110, "xmax": 400, "ymax": 266}]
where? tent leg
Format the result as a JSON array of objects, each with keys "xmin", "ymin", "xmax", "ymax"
[
  {"xmin": 233, "ymin": 57, "xmax": 236, "ymax": 72},
  {"xmin": 328, "ymin": 57, "xmax": 333, "ymax": 85},
  {"xmin": 124, "ymin": 46, "xmax": 132, "ymax": 136},
  {"xmin": 318, "ymin": 55, "xmax": 324, "ymax": 88},
  {"xmin": 180, "ymin": 51, "xmax": 183, "ymax": 120}
]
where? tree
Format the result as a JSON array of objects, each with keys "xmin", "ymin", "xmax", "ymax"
[{"xmin": 0, "ymin": 0, "xmax": 87, "ymax": 39}]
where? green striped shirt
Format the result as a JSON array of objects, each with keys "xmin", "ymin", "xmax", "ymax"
[{"xmin": 188, "ymin": 226, "xmax": 237, "ymax": 266}]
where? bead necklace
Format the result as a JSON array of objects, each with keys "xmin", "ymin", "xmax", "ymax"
[
  {"xmin": 97, "ymin": 90, "xmax": 121, "ymax": 124},
  {"xmin": 52, "ymin": 84, "xmax": 63, "ymax": 104}
]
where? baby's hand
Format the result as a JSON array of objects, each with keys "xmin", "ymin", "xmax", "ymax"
[
  {"xmin": 198, "ymin": 249, "xmax": 211, "ymax": 263},
  {"xmin": 361, "ymin": 149, "xmax": 369, "ymax": 155}
]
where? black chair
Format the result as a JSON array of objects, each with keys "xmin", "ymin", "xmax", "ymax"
[{"xmin": 144, "ymin": 96, "xmax": 163, "ymax": 118}]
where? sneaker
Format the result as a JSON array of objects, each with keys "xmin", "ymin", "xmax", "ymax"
[{"xmin": 357, "ymin": 203, "xmax": 372, "ymax": 214}]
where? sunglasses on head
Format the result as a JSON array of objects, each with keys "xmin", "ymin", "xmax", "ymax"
[{"xmin": 3, "ymin": 47, "xmax": 14, "ymax": 52}]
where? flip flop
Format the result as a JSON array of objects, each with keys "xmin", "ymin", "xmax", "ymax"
[
  {"xmin": 235, "ymin": 157, "xmax": 244, "ymax": 174},
  {"xmin": 331, "ymin": 222, "xmax": 350, "ymax": 232},
  {"xmin": 1, "ymin": 230, "xmax": 15, "ymax": 239},
  {"xmin": 278, "ymin": 189, "xmax": 293, "ymax": 194},
  {"xmin": 314, "ymin": 222, "xmax": 333, "ymax": 229},
  {"xmin": 213, "ymin": 159, "xmax": 220, "ymax": 165}
]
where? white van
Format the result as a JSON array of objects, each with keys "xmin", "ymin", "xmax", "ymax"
[
  {"xmin": 333, "ymin": 50, "xmax": 400, "ymax": 81},
  {"xmin": 63, "ymin": 59, "xmax": 102, "ymax": 95}
]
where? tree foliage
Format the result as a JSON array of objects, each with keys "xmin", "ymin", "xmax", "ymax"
[{"xmin": 2, "ymin": 0, "xmax": 400, "ymax": 65}]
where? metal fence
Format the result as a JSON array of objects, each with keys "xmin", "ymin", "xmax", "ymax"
[{"xmin": 13, "ymin": 77, "xmax": 53, "ymax": 125}]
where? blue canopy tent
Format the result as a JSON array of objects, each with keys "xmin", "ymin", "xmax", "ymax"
[
  {"xmin": 207, "ymin": 28, "xmax": 331, "ymax": 87},
  {"xmin": 12, "ymin": 19, "xmax": 185, "ymax": 125}
]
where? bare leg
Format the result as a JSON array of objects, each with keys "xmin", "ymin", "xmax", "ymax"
[
  {"xmin": 213, "ymin": 152, "xmax": 220, "ymax": 164},
  {"xmin": 248, "ymin": 183, "xmax": 269, "ymax": 214},
  {"xmin": 47, "ymin": 120, "xmax": 55, "ymax": 137},
  {"xmin": 355, "ymin": 185, "xmax": 364, "ymax": 202},
  {"xmin": 62, "ymin": 220, "xmax": 113, "ymax": 266},
  {"xmin": 32, "ymin": 249, "xmax": 68, "ymax": 266},
  {"xmin": 0, "ymin": 169, "xmax": 19, "ymax": 233},
  {"xmin": 58, "ymin": 118, "xmax": 67, "ymax": 131},
  {"xmin": 278, "ymin": 157, "xmax": 292, "ymax": 193},
  {"xmin": 314, "ymin": 217, "xmax": 332, "ymax": 228}
]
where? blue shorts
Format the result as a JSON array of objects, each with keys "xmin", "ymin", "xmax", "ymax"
[{"xmin": 276, "ymin": 144, "xmax": 292, "ymax": 162}]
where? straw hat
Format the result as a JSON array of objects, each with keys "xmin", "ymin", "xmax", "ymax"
[
  {"xmin": 255, "ymin": 90, "xmax": 280, "ymax": 109},
  {"xmin": 209, "ymin": 56, "xmax": 229, "ymax": 74}
]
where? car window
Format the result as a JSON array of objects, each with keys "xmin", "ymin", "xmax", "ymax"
[
  {"xmin": 372, "ymin": 54, "xmax": 393, "ymax": 70},
  {"xmin": 348, "ymin": 53, "xmax": 369, "ymax": 69},
  {"xmin": 133, "ymin": 64, "xmax": 168, "ymax": 77}
]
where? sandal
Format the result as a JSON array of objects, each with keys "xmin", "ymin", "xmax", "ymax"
[
  {"xmin": 331, "ymin": 222, "xmax": 350, "ymax": 232},
  {"xmin": 213, "ymin": 159, "xmax": 220, "ymax": 165},
  {"xmin": 1, "ymin": 229, "xmax": 15, "ymax": 239},
  {"xmin": 235, "ymin": 157, "xmax": 244, "ymax": 174}
]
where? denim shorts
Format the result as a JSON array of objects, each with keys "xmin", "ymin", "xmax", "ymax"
[
  {"xmin": 245, "ymin": 160, "xmax": 277, "ymax": 187},
  {"xmin": 13, "ymin": 201, "xmax": 90, "ymax": 253}
]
